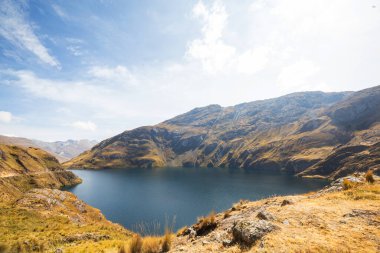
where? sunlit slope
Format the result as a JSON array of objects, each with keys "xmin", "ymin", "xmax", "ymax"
[{"xmin": 65, "ymin": 86, "xmax": 380, "ymax": 179}]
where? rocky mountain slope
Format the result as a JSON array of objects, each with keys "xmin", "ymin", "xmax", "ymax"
[
  {"xmin": 171, "ymin": 174, "xmax": 380, "ymax": 253},
  {"xmin": 0, "ymin": 136, "xmax": 97, "ymax": 162},
  {"xmin": 65, "ymin": 85, "xmax": 380, "ymax": 179}
]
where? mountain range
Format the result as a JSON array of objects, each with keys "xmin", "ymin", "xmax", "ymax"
[
  {"xmin": 65, "ymin": 85, "xmax": 380, "ymax": 179},
  {"xmin": 0, "ymin": 136, "xmax": 97, "ymax": 162}
]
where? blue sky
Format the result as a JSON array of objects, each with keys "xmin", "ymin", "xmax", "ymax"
[{"xmin": 0, "ymin": 0, "xmax": 379, "ymax": 141}]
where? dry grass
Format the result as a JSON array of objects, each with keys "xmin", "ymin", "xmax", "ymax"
[
  {"xmin": 122, "ymin": 231, "xmax": 173, "ymax": 253},
  {"xmin": 176, "ymin": 226, "xmax": 188, "ymax": 236},
  {"xmin": 171, "ymin": 181, "xmax": 380, "ymax": 253}
]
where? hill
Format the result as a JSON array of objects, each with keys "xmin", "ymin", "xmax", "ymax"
[
  {"xmin": 171, "ymin": 174, "xmax": 380, "ymax": 252},
  {"xmin": 65, "ymin": 85, "xmax": 380, "ymax": 179},
  {"xmin": 0, "ymin": 136, "xmax": 97, "ymax": 162}
]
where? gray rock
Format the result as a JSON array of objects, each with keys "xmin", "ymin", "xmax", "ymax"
[
  {"xmin": 188, "ymin": 227, "xmax": 197, "ymax": 239},
  {"xmin": 232, "ymin": 220, "xmax": 277, "ymax": 246},
  {"xmin": 281, "ymin": 199, "xmax": 293, "ymax": 206},
  {"xmin": 256, "ymin": 209, "xmax": 274, "ymax": 220}
]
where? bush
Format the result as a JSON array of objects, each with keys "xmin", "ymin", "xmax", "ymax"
[
  {"xmin": 127, "ymin": 235, "xmax": 143, "ymax": 253},
  {"xmin": 342, "ymin": 178, "xmax": 355, "ymax": 190},
  {"xmin": 365, "ymin": 170, "xmax": 375, "ymax": 184},
  {"xmin": 194, "ymin": 210, "xmax": 217, "ymax": 236},
  {"xmin": 161, "ymin": 228, "xmax": 172, "ymax": 252}
]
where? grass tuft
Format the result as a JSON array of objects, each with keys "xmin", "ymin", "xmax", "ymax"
[
  {"xmin": 342, "ymin": 178, "xmax": 356, "ymax": 190},
  {"xmin": 194, "ymin": 210, "xmax": 217, "ymax": 236},
  {"xmin": 365, "ymin": 170, "xmax": 375, "ymax": 184}
]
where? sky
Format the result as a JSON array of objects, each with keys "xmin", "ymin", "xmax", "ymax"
[{"xmin": 0, "ymin": 0, "xmax": 379, "ymax": 141}]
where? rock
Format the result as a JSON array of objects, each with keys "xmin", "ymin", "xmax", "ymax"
[
  {"xmin": 343, "ymin": 209, "xmax": 380, "ymax": 218},
  {"xmin": 188, "ymin": 227, "xmax": 197, "ymax": 239},
  {"xmin": 222, "ymin": 239, "xmax": 233, "ymax": 247},
  {"xmin": 256, "ymin": 209, "xmax": 274, "ymax": 220},
  {"xmin": 281, "ymin": 199, "xmax": 293, "ymax": 206},
  {"xmin": 283, "ymin": 219, "xmax": 290, "ymax": 225},
  {"xmin": 55, "ymin": 249, "xmax": 63, "ymax": 253},
  {"xmin": 232, "ymin": 220, "xmax": 277, "ymax": 246}
]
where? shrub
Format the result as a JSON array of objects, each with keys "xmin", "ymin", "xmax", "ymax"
[
  {"xmin": 342, "ymin": 178, "xmax": 355, "ymax": 190},
  {"xmin": 127, "ymin": 235, "xmax": 143, "ymax": 253},
  {"xmin": 141, "ymin": 237, "xmax": 161, "ymax": 253},
  {"xmin": 194, "ymin": 210, "xmax": 217, "ymax": 236},
  {"xmin": 161, "ymin": 228, "xmax": 172, "ymax": 252},
  {"xmin": 365, "ymin": 170, "xmax": 375, "ymax": 184}
]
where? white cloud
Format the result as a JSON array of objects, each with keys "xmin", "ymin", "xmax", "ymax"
[
  {"xmin": 0, "ymin": 111, "xmax": 12, "ymax": 123},
  {"xmin": 187, "ymin": 0, "xmax": 235, "ymax": 73},
  {"xmin": 277, "ymin": 60, "xmax": 320, "ymax": 90},
  {"xmin": 0, "ymin": 0, "xmax": 379, "ymax": 141},
  {"xmin": 71, "ymin": 121, "xmax": 97, "ymax": 131},
  {"xmin": 236, "ymin": 46, "xmax": 271, "ymax": 75},
  {"xmin": 0, "ymin": 0, "xmax": 60, "ymax": 67},
  {"xmin": 88, "ymin": 65, "xmax": 137, "ymax": 83}
]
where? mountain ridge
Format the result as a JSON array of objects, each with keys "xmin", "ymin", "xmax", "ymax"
[
  {"xmin": 0, "ymin": 136, "xmax": 97, "ymax": 162},
  {"xmin": 64, "ymin": 86, "xmax": 380, "ymax": 179}
]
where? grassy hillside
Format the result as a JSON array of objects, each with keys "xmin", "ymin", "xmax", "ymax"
[
  {"xmin": 65, "ymin": 85, "xmax": 380, "ymax": 179},
  {"xmin": 172, "ymin": 174, "xmax": 380, "ymax": 252}
]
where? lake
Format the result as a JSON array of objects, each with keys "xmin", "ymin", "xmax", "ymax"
[{"xmin": 66, "ymin": 167, "xmax": 327, "ymax": 234}]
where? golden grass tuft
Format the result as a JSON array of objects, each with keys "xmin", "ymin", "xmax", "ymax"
[
  {"xmin": 123, "ymin": 231, "xmax": 173, "ymax": 253},
  {"xmin": 342, "ymin": 178, "xmax": 356, "ymax": 190},
  {"xmin": 176, "ymin": 226, "xmax": 188, "ymax": 236},
  {"xmin": 365, "ymin": 170, "xmax": 375, "ymax": 184},
  {"xmin": 194, "ymin": 210, "xmax": 217, "ymax": 236}
]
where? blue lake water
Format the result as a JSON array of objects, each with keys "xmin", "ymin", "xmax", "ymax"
[{"xmin": 66, "ymin": 167, "xmax": 327, "ymax": 234}]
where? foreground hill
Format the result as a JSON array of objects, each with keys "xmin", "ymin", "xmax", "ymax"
[
  {"xmin": 171, "ymin": 174, "xmax": 380, "ymax": 253},
  {"xmin": 65, "ymin": 85, "xmax": 380, "ymax": 179},
  {"xmin": 0, "ymin": 144, "xmax": 81, "ymax": 202},
  {"xmin": 0, "ymin": 145, "xmax": 133, "ymax": 252},
  {"xmin": 0, "ymin": 135, "xmax": 97, "ymax": 162}
]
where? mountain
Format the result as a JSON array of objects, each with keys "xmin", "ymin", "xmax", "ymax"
[
  {"xmin": 65, "ymin": 85, "xmax": 380, "ymax": 179},
  {"xmin": 0, "ymin": 136, "xmax": 97, "ymax": 162}
]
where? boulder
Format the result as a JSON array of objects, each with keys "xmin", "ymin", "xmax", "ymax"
[
  {"xmin": 232, "ymin": 220, "xmax": 277, "ymax": 246},
  {"xmin": 256, "ymin": 209, "xmax": 274, "ymax": 220}
]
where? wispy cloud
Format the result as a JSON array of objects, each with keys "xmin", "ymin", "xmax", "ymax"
[
  {"xmin": 71, "ymin": 121, "xmax": 97, "ymax": 131},
  {"xmin": 51, "ymin": 4, "xmax": 68, "ymax": 20},
  {"xmin": 0, "ymin": 0, "xmax": 60, "ymax": 67}
]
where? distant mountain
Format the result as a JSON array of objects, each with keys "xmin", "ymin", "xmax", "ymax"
[
  {"xmin": 64, "ymin": 85, "xmax": 380, "ymax": 179},
  {"xmin": 0, "ymin": 136, "xmax": 97, "ymax": 162}
]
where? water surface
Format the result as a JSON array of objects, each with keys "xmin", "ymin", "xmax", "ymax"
[{"xmin": 67, "ymin": 167, "xmax": 327, "ymax": 233}]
